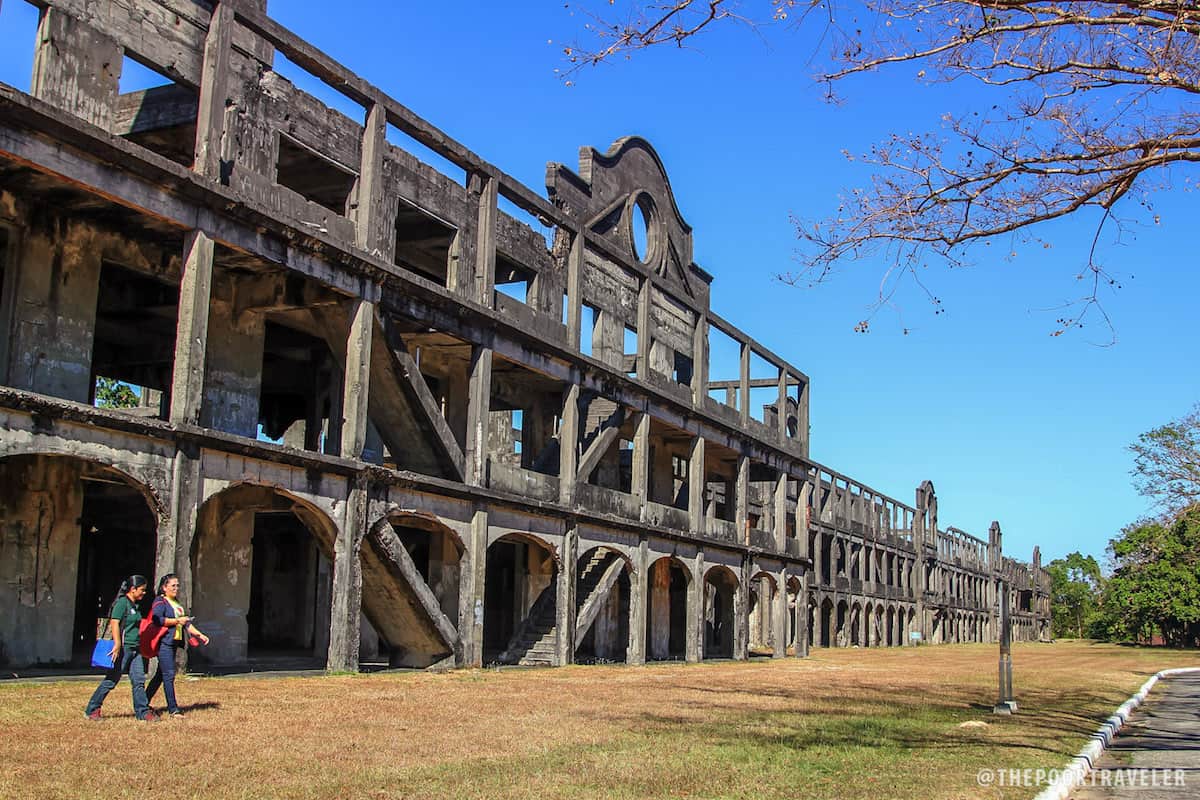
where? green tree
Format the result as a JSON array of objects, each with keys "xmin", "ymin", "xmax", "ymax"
[
  {"xmin": 94, "ymin": 377, "xmax": 139, "ymax": 410},
  {"xmin": 1046, "ymin": 552, "xmax": 1102, "ymax": 639},
  {"xmin": 1130, "ymin": 403, "xmax": 1200, "ymax": 517},
  {"xmin": 1096, "ymin": 507, "xmax": 1200, "ymax": 647}
]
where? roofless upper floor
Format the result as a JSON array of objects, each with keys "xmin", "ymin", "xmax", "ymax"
[{"xmin": 0, "ymin": 0, "xmax": 1040, "ymax": 569}]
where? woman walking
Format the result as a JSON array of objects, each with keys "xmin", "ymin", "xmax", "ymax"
[
  {"xmin": 85, "ymin": 575, "xmax": 157, "ymax": 722},
  {"xmin": 146, "ymin": 573, "xmax": 209, "ymax": 717}
]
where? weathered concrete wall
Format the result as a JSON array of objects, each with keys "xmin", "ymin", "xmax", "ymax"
[
  {"xmin": 7, "ymin": 221, "xmax": 101, "ymax": 403},
  {"xmin": 0, "ymin": 457, "xmax": 83, "ymax": 665},
  {"xmin": 192, "ymin": 509, "xmax": 253, "ymax": 665},
  {"xmin": 201, "ymin": 297, "xmax": 265, "ymax": 438}
]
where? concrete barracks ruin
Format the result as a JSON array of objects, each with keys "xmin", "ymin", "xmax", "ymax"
[{"xmin": 0, "ymin": 0, "xmax": 1050, "ymax": 671}]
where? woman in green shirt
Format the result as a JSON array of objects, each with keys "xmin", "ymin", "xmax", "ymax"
[{"xmin": 84, "ymin": 575, "xmax": 157, "ymax": 722}]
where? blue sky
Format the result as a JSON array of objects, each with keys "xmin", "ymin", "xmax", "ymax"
[{"xmin": 1, "ymin": 1, "xmax": 1195, "ymax": 567}]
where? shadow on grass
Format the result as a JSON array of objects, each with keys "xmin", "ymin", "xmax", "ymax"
[{"xmin": 585, "ymin": 681, "xmax": 1137, "ymax": 760}]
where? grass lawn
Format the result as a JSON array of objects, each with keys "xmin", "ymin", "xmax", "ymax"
[{"xmin": 1, "ymin": 641, "xmax": 1195, "ymax": 799}]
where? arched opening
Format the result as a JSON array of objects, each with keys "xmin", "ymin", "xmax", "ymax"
[
  {"xmin": 704, "ymin": 565, "xmax": 738, "ymax": 659},
  {"xmin": 834, "ymin": 600, "xmax": 848, "ymax": 646},
  {"xmin": 647, "ymin": 556, "xmax": 690, "ymax": 661},
  {"xmin": 360, "ymin": 512, "xmax": 465, "ymax": 668},
  {"xmin": 0, "ymin": 454, "xmax": 159, "ymax": 667},
  {"xmin": 820, "ymin": 597, "xmax": 834, "ymax": 648},
  {"xmin": 747, "ymin": 572, "xmax": 778, "ymax": 656},
  {"xmin": 483, "ymin": 533, "xmax": 558, "ymax": 666},
  {"xmin": 849, "ymin": 604, "xmax": 862, "ymax": 647},
  {"xmin": 574, "ymin": 546, "xmax": 632, "ymax": 664},
  {"xmin": 191, "ymin": 483, "xmax": 338, "ymax": 667}
]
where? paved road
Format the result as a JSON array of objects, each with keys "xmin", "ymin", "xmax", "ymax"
[{"xmin": 1071, "ymin": 673, "xmax": 1200, "ymax": 800}]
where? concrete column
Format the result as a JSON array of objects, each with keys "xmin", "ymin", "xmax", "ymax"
[
  {"xmin": 327, "ymin": 475, "xmax": 368, "ymax": 672},
  {"xmin": 691, "ymin": 314, "xmax": 708, "ymax": 404},
  {"xmin": 631, "ymin": 412, "xmax": 650, "ymax": 509},
  {"xmin": 558, "ymin": 384, "xmax": 579, "ymax": 504},
  {"xmin": 738, "ymin": 342, "xmax": 750, "ymax": 424},
  {"xmin": 193, "ymin": 0, "xmax": 233, "ymax": 179},
  {"xmin": 555, "ymin": 526, "xmax": 579, "ymax": 666},
  {"xmin": 169, "ymin": 230, "xmax": 215, "ymax": 425},
  {"xmin": 735, "ymin": 454, "xmax": 749, "ymax": 543},
  {"xmin": 473, "ymin": 173, "xmax": 497, "ymax": 306},
  {"xmin": 688, "ymin": 436, "xmax": 706, "ymax": 537},
  {"xmin": 626, "ymin": 539, "xmax": 649, "ymax": 665},
  {"xmin": 565, "ymin": 231, "xmax": 584, "ymax": 349},
  {"xmin": 733, "ymin": 558, "xmax": 750, "ymax": 660},
  {"xmin": 773, "ymin": 473, "xmax": 789, "ymax": 551},
  {"xmin": 165, "ymin": 443, "xmax": 203, "ymax": 600},
  {"xmin": 795, "ymin": 572, "xmax": 810, "ymax": 656},
  {"xmin": 686, "ymin": 551, "xmax": 704, "ymax": 663},
  {"xmin": 464, "ymin": 346, "xmax": 493, "ymax": 486},
  {"xmin": 339, "ymin": 298, "xmax": 373, "ymax": 459},
  {"xmin": 32, "ymin": 9, "xmax": 120, "ymax": 129},
  {"xmin": 635, "ymin": 278, "xmax": 651, "ymax": 380},
  {"xmin": 773, "ymin": 569, "xmax": 788, "ymax": 658},
  {"xmin": 458, "ymin": 506, "xmax": 488, "ymax": 667}
]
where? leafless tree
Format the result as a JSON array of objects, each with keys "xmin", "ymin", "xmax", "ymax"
[{"xmin": 562, "ymin": 0, "xmax": 1200, "ymax": 336}]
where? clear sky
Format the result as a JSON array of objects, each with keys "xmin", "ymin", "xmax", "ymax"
[{"xmin": 1, "ymin": 0, "xmax": 1195, "ymax": 568}]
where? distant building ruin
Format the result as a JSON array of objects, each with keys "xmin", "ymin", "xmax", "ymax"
[{"xmin": 0, "ymin": 0, "xmax": 1050, "ymax": 670}]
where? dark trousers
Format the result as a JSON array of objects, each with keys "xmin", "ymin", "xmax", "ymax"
[
  {"xmin": 85, "ymin": 648, "xmax": 150, "ymax": 719},
  {"xmin": 146, "ymin": 639, "xmax": 180, "ymax": 713}
]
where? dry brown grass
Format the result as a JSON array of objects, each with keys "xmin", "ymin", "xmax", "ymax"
[{"xmin": 1, "ymin": 641, "xmax": 1195, "ymax": 800}]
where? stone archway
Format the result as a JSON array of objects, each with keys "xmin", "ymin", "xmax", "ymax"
[
  {"xmin": 191, "ymin": 482, "xmax": 340, "ymax": 667},
  {"xmin": 483, "ymin": 532, "xmax": 558, "ymax": 666},
  {"xmin": 703, "ymin": 565, "xmax": 739, "ymax": 659},
  {"xmin": 0, "ymin": 453, "xmax": 161, "ymax": 666},
  {"xmin": 646, "ymin": 556, "xmax": 691, "ymax": 661}
]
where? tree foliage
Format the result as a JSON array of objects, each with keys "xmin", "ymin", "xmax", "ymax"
[
  {"xmin": 1130, "ymin": 403, "xmax": 1200, "ymax": 517},
  {"xmin": 565, "ymin": 0, "xmax": 1200, "ymax": 334},
  {"xmin": 1046, "ymin": 551, "xmax": 1102, "ymax": 638},
  {"xmin": 94, "ymin": 377, "xmax": 139, "ymax": 410},
  {"xmin": 1095, "ymin": 506, "xmax": 1200, "ymax": 647}
]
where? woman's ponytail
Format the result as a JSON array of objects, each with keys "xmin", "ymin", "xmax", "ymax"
[{"xmin": 112, "ymin": 574, "xmax": 148, "ymax": 606}]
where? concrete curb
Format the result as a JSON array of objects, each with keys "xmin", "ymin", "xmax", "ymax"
[{"xmin": 1031, "ymin": 666, "xmax": 1200, "ymax": 800}]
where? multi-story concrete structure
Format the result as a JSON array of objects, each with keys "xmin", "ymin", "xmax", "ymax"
[{"xmin": 0, "ymin": 0, "xmax": 1050, "ymax": 671}]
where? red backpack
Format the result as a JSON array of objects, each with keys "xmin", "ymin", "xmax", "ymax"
[{"xmin": 138, "ymin": 599, "xmax": 173, "ymax": 658}]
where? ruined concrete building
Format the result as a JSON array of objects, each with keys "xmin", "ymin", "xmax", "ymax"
[{"xmin": 0, "ymin": 0, "xmax": 1051, "ymax": 670}]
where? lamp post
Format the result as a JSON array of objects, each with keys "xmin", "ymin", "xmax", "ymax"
[{"xmin": 994, "ymin": 580, "xmax": 1017, "ymax": 714}]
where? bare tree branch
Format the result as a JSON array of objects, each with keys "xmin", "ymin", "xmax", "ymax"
[{"xmin": 564, "ymin": 0, "xmax": 1200, "ymax": 333}]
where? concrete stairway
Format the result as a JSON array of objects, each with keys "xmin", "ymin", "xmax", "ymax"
[{"xmin": 498, "ymin": 586, "xmax": 558, "ymax": 666}]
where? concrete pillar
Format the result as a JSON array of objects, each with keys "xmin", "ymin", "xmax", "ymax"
[
  {"xmin": 773, "ymin": 570, "xmax": 787, "ymax": 658},
  {"xmin": 193, "ymin": 0, "xmax": 233, "ymax": 179},
  {"xmin": 691, "ymin": 314, "xmax": 708, "ymax": 404},
  {"xmin": 464, "ymin": 346, "xmax": 493, "ymax": 486},
  {"xmin": 735, "ymin": 454, "xmax": 749, "ymax": 542},
  {"xmin": 339, "ymin": 298, "xmax": 373, "ymax": 459},
  {"xmin": 458, "ymin": 506, "xmax": 488, "ymax": 667},
  {"xmin": 773, "ymin": 473, "xmax": 788, "ymax": 550},
  {"xmin": 169, "ymin": 230, "xmax": 215, "ymax": 425},
  {"xmin": 32, "ymin": 9, "xmax": 121, "ymax": 129},
  {"xmin": 558, "ymin": 384, "xmax": 579, "ymax": 505},
  {"xmin": 688, "ymin": 436, "xmax": 706, "ymax": 537},
  {"xmin": 733, "ymin": 557, "xmax": 750, "ymax": 660},
  {"xmin": 631, "ymin": 412, "xmax": 650, "ymax": 509},
  {"xmin": 472, "ymin": 172, "xmax": 497, "ymax": 306},
  {"xmin": 796, "ymin": 572, "xmax": 810, "ymax": 656},
  {"xmin": 555, "ymin": 526, "xmax": 578, "ymax": 666},
  {"xmin": 326, "ymin": 475, "xmax": 368, "ymax": 672},
  {"xmin": 626, "ymin": 539, "xmax": 649, "ymax": 665},
  {"xmin": 686, "ymin": 551, "xmax": 704, "ymax": 662}
]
